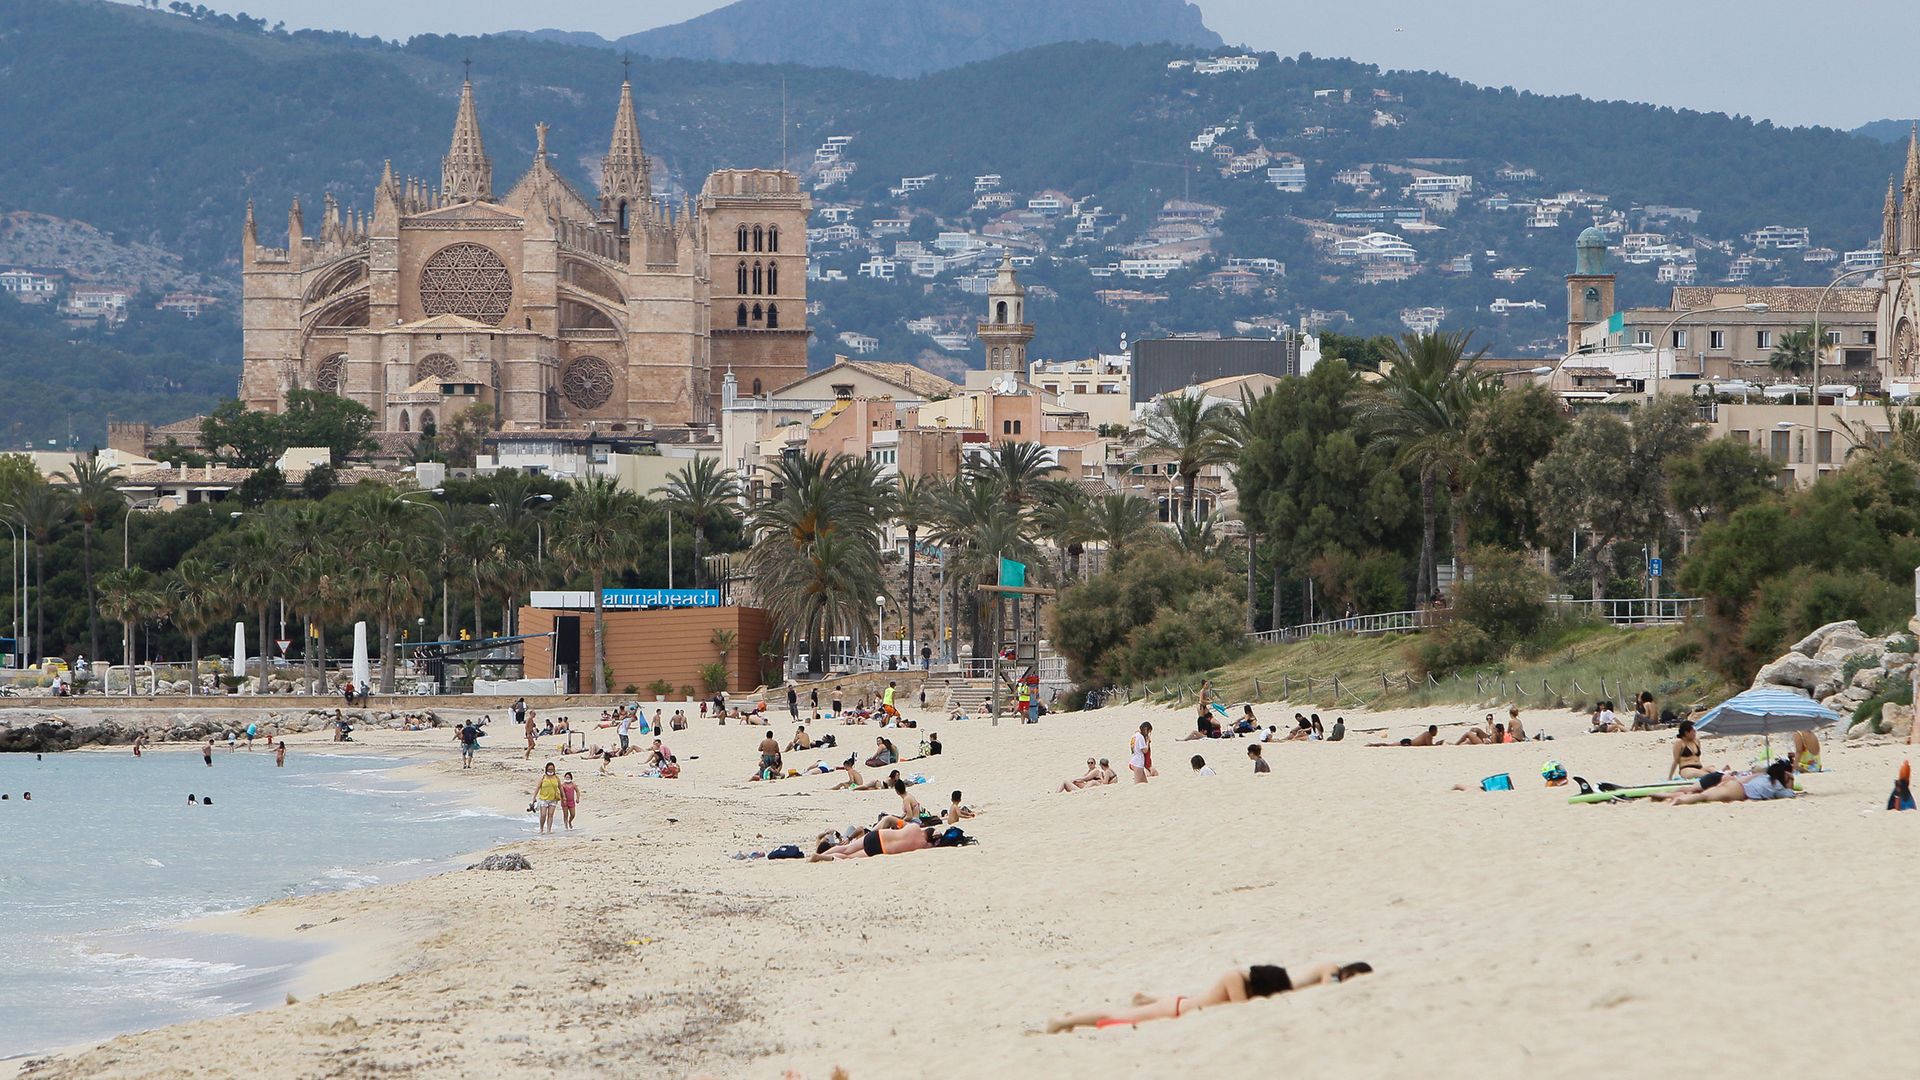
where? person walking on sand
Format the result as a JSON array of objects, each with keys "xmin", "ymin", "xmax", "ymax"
[
  {"xmin": 523, "ymin": 708, "xmax": 537, "ymax": 760},
  {"xmin": 788, "ymin": 683, "xmax": 800, "ymax": 720},
  {"xmin": 560, "ymin": 772, "xmax": 580, "ymax": 829},
  {"xmin": 532, "ymin": 762, "xmax": 562, "ymax": 833},
  {"xmin": 1130, "ymin": 722, "xmax": 1153, "ymax": 784},
  {"xmin": 275, "ymin": 741, "xmax": 287, "ymax": 768},
  {"xmin": 458, "ymin": 718, "xmax": 483, "ymax": 769}
]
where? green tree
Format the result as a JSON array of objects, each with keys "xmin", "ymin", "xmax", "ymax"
[
  {"xmin": 170, "ymin": 554, "xmax": 229, "ymax": 696},
  {"xmin": 56, "ymin": 455, "xmax": 123, "ymax": 665},
  {"xmin": 655, "ymin": 457, "xmax": 743, "ymax": 589},
  {"xmin": 10, "ymin": 482, "xmax": 70, "ymax": 663},
  {"xmin": 1463, "ymin": 382, "xmax": 1567, "ymax": 549},
  {"xmin": 279, "ymin": 388, "xmax": 378, "ymax": 466},
  {"xmin": 1050, "ymin": 549, "xmax": 1245, "ymax": 685},
  {"xmin": 225, "ymin": 523, "xmax": 281, "ymax": 692},
  {"xmin": 892, "ymin": 474, "xmax": 937, "ymax": 650},
  {"xmin": 1141, "ymin": 395, "xmax": 1236, "ymax": 526},
  {"xmin": 1530, "ymin": 396, "xmax": 1701, "ymax": 599},
  {"xmin": 199, "ymin": 399, "xmax": 285, "ymax": 468},
  {"xmin": 97, "ymin": 566, "xmax": 161, "ymax": 689},
  {"xmin": 1666, "ymin": 436, "xmax": 1782, "ymax": 528},
  {"xmin": 1768, "ymin": 325, "xmax": 1820, "ymax": 383},
  {"xmin": 1086, "ymin": 492, "xmax": 1157, "ymax": 556},
  {"xmin": 1362, "ymin": 330, "xmax": 1494, "ymax": 601},
  {"xmin": 746, "ymin": 453, "xmax": 888, "ymax": 673},
  {"xmin": 344, "ymin": 489, "xmax": 433, "ymax": 693},
  {"xmin": 550, "ymin": 476, "xmax": 645, "ymax": 694}
]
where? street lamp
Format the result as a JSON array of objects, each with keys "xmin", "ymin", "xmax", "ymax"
[
  {"xmin": 1645, "ymin": 301, "xmax": 1770, "ymax": 392},
  {"xmin": 396, "ymin": 490, "xmax": 450, "ymax": 643},
  {"xmin": 488, "ymin": 493, "xmax": 553, "ymax": 566},
  {"xmin": 875, "ymin": 594, "xmax": 887, "ymax": 661},
  {"xmin": 0, "ymin": 518, "xmax": 20, "ymax": 669},
  {"xmin": 1808, "ymin": 261, "xmax": 1920, "ymax": 478}
]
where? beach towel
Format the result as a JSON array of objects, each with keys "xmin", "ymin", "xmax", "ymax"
[{"xmin": 1479, "ymin": 773, "xmax": 1513, "ymax": 792}]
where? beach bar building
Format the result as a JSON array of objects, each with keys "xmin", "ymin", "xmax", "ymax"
[{"xmin": 520, "ymin": 590, "xmax": 773, "ymax": 695}]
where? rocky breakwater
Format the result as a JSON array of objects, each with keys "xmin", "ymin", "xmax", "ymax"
[
  {"xmin": 1750, "ymin": 620, "xmax": 1916, "ymax": 740},
  {"xmin": 0, "ymin": 707, "xmax": 444, "ymax": 753}
]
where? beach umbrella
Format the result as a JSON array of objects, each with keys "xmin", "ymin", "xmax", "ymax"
[
  {"xmin": 352, "ymin": 621, "xmax": 371, "ymax": 694},
  {"xmin": 233, "ymin": 622, "xmax": 247, "ymax": 695},
  {"xmin": 1693, "ymin": 687, "xmax": 1841, "ymax": 757}
]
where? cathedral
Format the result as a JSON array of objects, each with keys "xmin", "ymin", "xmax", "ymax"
[
  {"xmin": 1880, "ymin": 130, "xmax": 1920, "ymax": 378},
  {"xmin": 239, "ymin": 75, "xmax": 810, "ymax": 435}
]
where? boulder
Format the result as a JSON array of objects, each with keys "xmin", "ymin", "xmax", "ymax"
[
  {"xmin": 1852, "ymin": 665, "xmax": 1890, "ymax": 689},
  {"xmin": 469, "ymin": 854, "xmax": 532, "ymax": 872},
  {"xmin": 1791, "ymin": 620, "xmax": 1862, "ymax": 657},
  {"xmin": 1752, "ymin": 653, "xmax": 1842, "ymax": 695},
  {"xmin": 1885, "ymin": 703, "xmax": 1915, "ymax": 740}
]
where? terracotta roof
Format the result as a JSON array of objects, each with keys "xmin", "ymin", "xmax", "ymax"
[
  {"xmin": 1667, "ymin": 285, "xmax": 1880, "ymax": 314},
  {"xmin": 823, "ymin": 359, "xmax": 959, "ymax": 399}
]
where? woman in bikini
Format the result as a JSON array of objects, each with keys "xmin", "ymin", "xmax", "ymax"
[
  {"xmin": 808, "ymin": 824, "xmax": 939, "ymax": 861},
  {"xmin": 1667, "ymin": 720, "xmax": 1705, "ymax": 780},
  {"xmin": 1045, "ymin": 961, "xmax": 1373, "ymax": 1033}
]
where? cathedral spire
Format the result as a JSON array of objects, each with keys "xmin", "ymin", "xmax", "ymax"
[
  {"xmin": 1907, "ymin": 125, "xmax": 1920, "ymax": 194},
  {"xmin": 442, "ymin": 71, "xmax": 493, "ymax": 202},
  {"xmin": 600, "ymin": 75, "xmax": 651, "ymax": 224}
]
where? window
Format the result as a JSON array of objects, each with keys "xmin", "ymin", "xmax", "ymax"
[
  {"xmin": 1709, "ymin": 330, "xmax": 1727, "ymax": 350},
  {"xmin": 831, "ymin": 384, "xmax": 854, "ymax": 398},
  {"xmin": 752, "ymin": 261, "xmax": 763, "ymax": 295},
  {"xmin": 766, "ymin": 304, "xmax": 779, "ymax": 329},
  {"xmin": 752, "ymin": 378, "xmax": 763, "ymax": 395},
  {"xmin": 399, "ymin": 410, "xmax": 411, "ymax": 432},
  {"xmin": 737, "ymin": 261, "xmax": 748, "ymax": 294},
  {"xmin": 1865, "ymin": 330, "xmax": 1878, "ymax": 346},
  {"xmin": 737, "ymin": 225, "xmax": 749, "ymax": 252},
  {"xmin": 1634, "ymin": 330, "xmax": 1652, "ymax": 345},
  {"xmin": 767, "ymin": 262, "xmax": 778, "ymax": 294},
  {"xmin": 617, "ymin": 200, "xmax": 629, "ymax": 234},
  {"xmin": 1755, "ymin": 330, "xmax": 1772, "ymax": 350},
  {"xmin": 736, "ymin": 303, "xmax": 748, "ymax": 327},
  {"xmin": 1012, "ymin": 419, "xmax": 1023, "ymax": 435},
  {"xmin": 768, "ymin": 225, "xmax": 780, "ymax": 252},
  {"xmin": 1672, "ymin": 329, "xmax": 1687, "ymax": 349},
  {"xmin": 751, "ymin": 303, "xmax": 763, "ymax": 323},
  {"xmin": 1825, "ymin": 329, "xmax": 1842, "ymax": 345},
  {"xmin": 1002, "ymin": 419, "xmax": 1023, "ymax": 435},
  {"xmin": 753, "ymin": 226, "xmax": 764, "ymax": 252},
  {"xmin": 996, "ymin": 301, "xmax": 1009, "ymax": 324}
]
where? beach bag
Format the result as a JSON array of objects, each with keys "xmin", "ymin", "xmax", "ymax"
[
  {"xmin": 1479, "ymin": 773, "xmax": 1513, "ymax": 792},
  {"xmin": 767, "ymin": 845, "xmax": 804, "ymax": 859}
]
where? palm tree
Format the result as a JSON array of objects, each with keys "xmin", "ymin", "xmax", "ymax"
[
  {"xmin": 97, "ymin": 566, "xmax": 160, "ymax": 692},
  {"xmin": 550, "ymin": 476, "xmax": 644, "ymax": 694},
  {"xmin": 1087, "ymin": 492, "xmax": 1157, "ymax": 559},
  {"xmin": 1030, "ymin": 481, "xmax": 1093, "ymax": 581},
  {"xmin": 9, "ymin": 483, "xmax": 69, "ymax": 664},
  {"xmin": 655, "ymin": 458, "xmax": 743, "ymax": 589},
  {"xmin": 1362, "ymin": 330, "xmax": 1495, "ymax": 603},
  {"xmin": 269, "ymin": 503, "xmax": 332, "ymax": 690},
  {"xmin": 449, "ymin": 513, "xmax": 511, "ymax": 640},
  {"xmin": 710, "ymin": 627, "xmax": 738, "ymax": 688},
  {"xmin": 892, "ymin": 475, "xmax": 936, "ymax": 652},
  {"xmin": 1142, "ymin": 394, "xmax": 1237, "ymax": 526},
  {"xmin": 1769, "ymin": 326, "xmax": 1821, "ymax": 384},
  {"xmin": 746, "ymin": 453, "xmax": 888, "ymax": 673},
  {"xmin": 226, "ymin": 524, "xmax": 281, "ymax": 693},
  {"xmin": 56, "ymin": 455, "xmax": 122, "ymax": 664},
  {"xmin": 967, "ymin": 440, "xmax": 1059, "ymax": 509},
  {"xmin": 171, "ymin": 555, "xmax": 228, "ymax": 696},
  {"xmin": 347, "ymin": 490, "xmax": 434, "ymax": 693}
]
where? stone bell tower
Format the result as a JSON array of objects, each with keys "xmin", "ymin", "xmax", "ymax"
[{"xmin": 978, "ymin": 254, "xmax": 1034, "ymax": 373}]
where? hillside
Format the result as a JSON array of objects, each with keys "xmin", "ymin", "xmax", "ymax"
[
  {"xmin": 0, "ymin": 1, "xmax": 1911, "ymax": 441},
  {"xmin": 1854, "ymin": 119, "xmax": 1918, "ymax": 143},
  {"xmin": 506, "ymin": 0, "xmax": 1222, "ymax": 77}
]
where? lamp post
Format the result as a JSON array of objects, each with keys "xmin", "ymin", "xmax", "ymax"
[
  {"xmin": 1640, "ymin": 301, "xmax": 1771, "ymax": 393},
  {"xmin": 875, "ymin": 594, "xmax": 886, "ymax": 663},
  {"xmin": 1808, "ymin": 261, "xmax": 1919, "ymax": 481},
  {"xmin": 0, "ymin": 518, "xmax": 18, "ymax": 669},
  {"xmin": 117, "ymin": 498, "xmax": 161, "ymax": 696},
  {"xmin": 487, "ymin": 492, "xmax": 553, "ymax": 567},
  {"xmin": 396, "ymin": 489, "xmax": 450, "ymax": 643}
]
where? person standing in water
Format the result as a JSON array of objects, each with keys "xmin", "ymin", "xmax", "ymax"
[
  {"xmin": 202, "ymin": 739, "xmax": 213, "ymax": 767},
  {"xmin": 275, "ymin": 741, "xmax": 287, "ymax": 767},
  {"xmin": 533, "ymin": 763, "xmax": 562, "ymax": 834},
  {"xmin": 132, "ymin": 732, "xmax": 146, "ymax": 757}
]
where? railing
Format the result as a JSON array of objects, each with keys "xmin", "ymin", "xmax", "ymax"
[{"xmin": 1247, "ymin": 597, "xmax": 1702, "ymax": 645}]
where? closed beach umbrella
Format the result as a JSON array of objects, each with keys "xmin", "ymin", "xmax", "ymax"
[
  {"xmin": 233, "ymin": 621, "xmax": 246, "ymax": 693},
  {"xmin": 352, "ymin": 621, "xmax": 371, "ymax": 693},
  {"xmin": 1694, "ymin": 687, "xmax": 1841, "ymax": 757}
]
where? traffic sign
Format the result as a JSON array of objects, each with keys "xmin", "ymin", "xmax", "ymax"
[
  {"xmin": 1648, "ymin": 558, "xmax": 1663, "ymax": 578},
  {"xmin": 275, "ymin": 639, "xmax": 292, "ymax": 655}
]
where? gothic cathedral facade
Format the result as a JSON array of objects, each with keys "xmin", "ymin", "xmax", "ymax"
[{"xmin": 238, "ymin": 76, "xmax": 810, "ymax": 435}]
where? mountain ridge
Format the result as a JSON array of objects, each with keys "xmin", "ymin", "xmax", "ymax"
[{"xmin": 499, "ymin": 0, "xmax": 1222, "ymax": 78}]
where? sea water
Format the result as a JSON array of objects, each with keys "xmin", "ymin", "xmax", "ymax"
[{"xmin": 0, "ymin": 748, "xmax": 518, "ymax": 1059}]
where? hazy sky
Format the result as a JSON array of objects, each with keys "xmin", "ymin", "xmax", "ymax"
[{"xmin": 167, "ymin": 0, "xmax": 1918, "ymax": 129}]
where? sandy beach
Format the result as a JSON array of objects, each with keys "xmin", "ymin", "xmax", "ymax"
[{"xmin": 10, "ymin": 695, "xmax": 1920, "ymax": 1079}]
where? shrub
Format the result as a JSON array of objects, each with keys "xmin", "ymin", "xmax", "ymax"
[
  {"xmin": 1889, "ymin": 634, "xmax": 1918, "ymax": 655},
  {"xmin": 647, "ymin": 678, "xmax": 674, "ymax": 698},
  {"xmin": 1051, "ymin": 551, "xmax": 1247, "ymax": 685},
  {"xmin": 697, "ymin": 663, "xmax": 729, "ymax": 694},
  {"xmin": 1411, "ymin": 622, "xmax": 1498, "ymax": 676},
  {"xmin": 1852, "ymin": 677, "xmax": 1913, "ymax": 734},
  {"xmin": 1841, "ymin": 651, "xmax": 1882, "ymax": 686},
  {"xmin": 1456, "ymin": 546, "xmax": 1551, "ymax": 645},
  {"xmin": 623, "ymin": 684, "xmax": 639, "ymax": 696}
]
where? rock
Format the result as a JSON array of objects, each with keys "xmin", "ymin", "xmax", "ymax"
[
  {"xmin": 469, "ymin": 854, "xmax": 532, "ymax": 872},
  {"xmin": 1886, "ymin": 703, "xmax": 1915, "ymax": 740},
  {"xmin": 1825, "ymin": 686, "xmax": 1872, "ymax": 711},
  {"xmin": 1752, "ymin": 653, "xmax": 1841, "ymax": 694},
  {"xmin": 1791, "ymin": 620, "xmax": 1861, "ymax": 657},
  {"xmin": 1852, "ymin": 665, "xmax": 1889, "ymax": 689}
]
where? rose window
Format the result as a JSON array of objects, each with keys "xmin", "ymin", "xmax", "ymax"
[
  {"xmin": 562, "ymin": 356, "xmax": 616, "ymax": 410},
  {"xmin": 314, "ymin": 354, "xmax": 346, "ymax": 394},
  {"xmin": 418, "ymin": 242, "xmax": 512, "ymax": 325}
]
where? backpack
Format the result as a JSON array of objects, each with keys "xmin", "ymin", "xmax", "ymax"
[
  {"xmin": 767, "ymin": 844, "xmax": 804, "ymax": 859},
  {"xmin": 931, "ymin": 826, "xmax": 976, "ymax": 847}
]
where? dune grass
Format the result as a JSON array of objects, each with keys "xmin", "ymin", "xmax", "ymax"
[{"xmin": 1119, "ymin": 623, "xmax": 1736, "ymax": 722}]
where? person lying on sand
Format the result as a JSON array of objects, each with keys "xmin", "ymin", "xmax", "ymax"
[
  {"xmin": 1456, "ymin": 722, "xmax": 1511, "ymax": 746},
  {"xmin": 1650, "ymin": 760, "xmax": 1796, "ymax": 805},
  {"xmin": 1044, "ymin": 962, "xmax": 1373, "ymax": 1033},
  {"xmin": 808, "ymin": 824, "xmax": 942, "ymax": 861},
  {"xmin": 1057, "ymin": 757, "xmax": 1102, "ymax": 792},
  {"xmin": 1369, "ymin": 725, "xmax": 1440, "ymax": 747}
]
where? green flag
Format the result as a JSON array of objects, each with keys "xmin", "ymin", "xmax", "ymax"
[{"xmin": 998, "ymin": 557, "xmax": 1027, "ymax": 588}]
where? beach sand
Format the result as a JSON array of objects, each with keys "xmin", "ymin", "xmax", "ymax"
[{"xmin": 11, "ymin": 697, "xmax": 1920, "ymax": 1078}]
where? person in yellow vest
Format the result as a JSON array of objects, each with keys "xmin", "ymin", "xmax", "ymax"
[
  {"xmin": 1017, "ymin": 682, "xmax": 1034, "ymax": 723},
  {"xmin": 882, "ymin": 681, "xmax": 898, "ymax": 721}
]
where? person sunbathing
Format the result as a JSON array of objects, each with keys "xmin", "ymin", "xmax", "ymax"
[
  {"xmin": 1505, "ymin": 706, "xmax": 1527, "ymax": 741},
  {"xmin": 787, "ymin": 727, "xmax": 814, "ymax": 752},
  {"xmin": 1590, "ymin": 704, "xmax": 1624, "ymax": 734},
  {"xmin": 1284, "ymin": 719, "xmax": 1313, "ymax": 741},
  {"xmin": 1096, "ymin": 758, "xmax": 1118, "ymax": 784},
  {"xmin": 1057, "ymin": 757, "xmax": 1102, "ymax": 792},
  {"xmin": 808, "ymin": 824, "xmax": 941, "ymax": 861},
  {"xmin": 1181, "ymin": 716, "xmax": 1219, "ymax": 741},
  {"xmin": 1369, "ymin": 725, "xmax": 1439, "ymax": 747},
  {"xmin": 1456, "ymin": 722, "xmax": 1509, "ymax": 746},
  {"xmin": 1792, "ymin": 729, "xmax": 1821, "ymax": 772},
  {"xmin": 865, "ymin": 737, "xmax": 899, "ymax": 768},
  {"xmin": 1667, "ymin": 720, "xmax": 1705, "ymax": 779},
  {"xmin": 1045, "ymin": 961, "xmax": 1373, "ymax": 1033},
  {"xmin": 892, "ymin": 777, "xmax": 927, "ymax": 823},
  {"xmin": 1652, "ymin": 760, "xmax": 1796, "ymax": 805}
]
